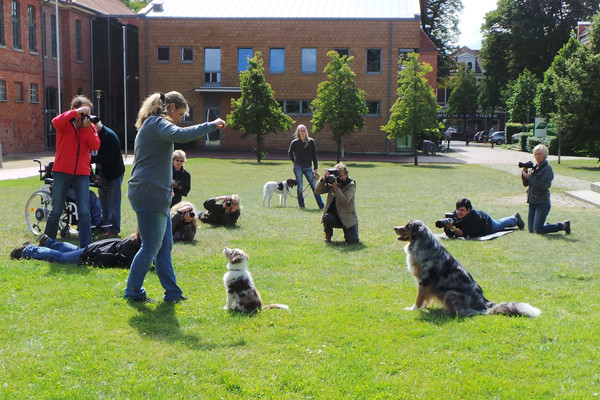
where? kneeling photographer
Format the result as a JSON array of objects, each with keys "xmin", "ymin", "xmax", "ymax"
[
  {"xmin": 438, "ymin": 198, "xmax": 524, "ymax": 238},
  {"xmin": 199, "ymin": 195, "xmax": 241, "ymax": 227},
  {"xmin": 171, "ymin": 201, "xmax": 198, "ymax": 241},
  {"xmin": 314, "ymin": 163, "xmax": 359, "ymax": 243}
]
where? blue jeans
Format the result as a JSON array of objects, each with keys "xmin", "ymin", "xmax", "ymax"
[
  {"xmin": 293, "ymin": 164, "xmax": 324, "ymax": 208},
  {"xmin": 489, "ymin": 215, "xmax": 518, "ymax": 233},
  {"xmin": 528, "ymin": 203, "xmax": 564, "ymax": 234},
  {"xmin": 124, "ymin": 199, "xmax": 182, "ymax": 301},
  {"xmin": 44, "ymin": 171, "xmax": 92, "ymax": 247},
  {"xmin": 99, "ymin": 175, "xmax": 123, "ymax": 234},
  {"xmin": 322, "ymin": 213, "xmax": 360, "ymax": 243},
  {"xmin": 22, "ymin": 237, "xmax": 83, "ymax": 264}
]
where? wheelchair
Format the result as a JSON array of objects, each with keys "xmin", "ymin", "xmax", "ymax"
[{"xmin": 25, "ymin": 159, "xmax": 109, "ymax": 238}]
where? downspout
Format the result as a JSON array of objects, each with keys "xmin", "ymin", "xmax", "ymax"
[
  {"xmin": 42, "ymin": 0, "xmax": 51, "ymax": 150},
  {"xmin": 90, "ymin": 15, "xmax": 95, "ymax": 107},
  {"xmin": 144, "ymin": 15, "xmax": 149, "ymax": 97}
]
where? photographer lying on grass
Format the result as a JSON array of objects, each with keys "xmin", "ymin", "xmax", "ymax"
[
  {"xmin": 199, "ymin": 195, "xmax": 241, "ymax": 227},
  {"xmin": 438, "ymin": 198, "xmax": 524, "ymax": 238}
]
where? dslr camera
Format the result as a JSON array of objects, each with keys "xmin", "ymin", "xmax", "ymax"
[
  {"xmin": 325, "ymin": 168, "xmax": 340, "ymax": 184},
  {"xmin": 435, "ymin": 212, "xmax": 457, "ymax": 229},
  {"xmin": 82, "ymin": 114, "xmax": 100, "ymax": 124},
  {"xmin": 518, "ymin": 161, "xmax": 534, "ymax": 169},
  {"xmin": 178, "ymin": 210, "xmax": 195, "ymax": 218},
  {"xmin": 225, "ymin": 201, "xmax": 232, "ymax": 207}
]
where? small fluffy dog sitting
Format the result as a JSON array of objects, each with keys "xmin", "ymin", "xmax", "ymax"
[
  {"xmin": 222, "ymin": 248, "xmax": 289, "ymax": 313},
  {"xmin": 395, "ymin": 220, "xmax": 541, "ymax": 318},
  {"xmin": 262, "ymin": 178, "xmax": 297, "ymax": 207}
]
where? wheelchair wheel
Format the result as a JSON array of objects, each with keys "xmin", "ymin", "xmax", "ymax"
[{"xmin": 25, "ymin": 190, "xmax": 52, "ymax": 236}]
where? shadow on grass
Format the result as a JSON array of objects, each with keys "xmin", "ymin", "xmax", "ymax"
[
  {"xmin": 46, "ymin": 262, "xmax": 92, "ymax": 276},
  {"xmin": 415, "ymin": 308, "xmax": 468, "ymax": 325},
  {"xmin": 326, "ymin": 241, "xmax": 366, "ymax": 252},
  {"xmin": 128, "ymin": 301, "xmax": 247, "ymax": 350},
  {"xmin": 230, "ymin": 160, "xmax": 287, "ymax": 166}
]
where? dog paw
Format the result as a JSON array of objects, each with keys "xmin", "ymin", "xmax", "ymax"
[{"xmin": 404, "ymin": 304, "xmax": 419, "ymax": 311}]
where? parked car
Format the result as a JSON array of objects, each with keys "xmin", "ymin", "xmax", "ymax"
[
  {"xmin": 511, "ymin": 133, "xmax": 521, "ymax": 144},
  {"xmin": 473, "ymin": 131, "xmax": 487, "ymax": 142},
  {"xmin": 488, "ymin": 131, "xmax": 506, "ymax": 145}
]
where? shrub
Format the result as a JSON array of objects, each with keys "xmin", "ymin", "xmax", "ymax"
[{"xmin": 506, "ymin": 122, "xmax": 533, "ymax": 136}]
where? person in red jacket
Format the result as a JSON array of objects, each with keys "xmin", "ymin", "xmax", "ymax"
[{"xmin": 43, "ymin": 95, "xmax": 101, "ymax": 247}]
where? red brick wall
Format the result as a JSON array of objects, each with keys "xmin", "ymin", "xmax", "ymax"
[{"xmin": 139, "ymin": 18, "xmax": 437, "ymax": 154}]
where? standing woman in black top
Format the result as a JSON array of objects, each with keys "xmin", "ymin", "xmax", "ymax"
[{"xmin": 288, "ymin": 124, "xmax": 324, "ymax": 209}]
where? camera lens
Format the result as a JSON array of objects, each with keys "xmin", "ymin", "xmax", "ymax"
[
  {"xmin": 225, "ymin": 201, "xmax": 232, "ymax": 207},
  {"xmin": 189, "ymin": 211, "xmax": 195, "ymax": 218}
]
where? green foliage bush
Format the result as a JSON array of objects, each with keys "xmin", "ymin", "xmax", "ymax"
[{"xmin": 506, "ymin": 122, "xmax": 533, "ymax": 136}]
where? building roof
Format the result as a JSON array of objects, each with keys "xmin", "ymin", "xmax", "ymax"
[
  {"xmin": 66, "ymin": 0, "xmax": 135, "ymax": 16},
  {"xmin": 140, "ymin": 0, "xmax": 421, "ymax": 20}
]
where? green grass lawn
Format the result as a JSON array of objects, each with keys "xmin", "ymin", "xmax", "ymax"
[{"xmin": 1, "ymin": 158, "xmax": 599, "ymax": 399}]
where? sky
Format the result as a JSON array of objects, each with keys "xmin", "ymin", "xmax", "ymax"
[{"xmin": 457, "ymin": 0, "xmax": 498, "ymax": 49}]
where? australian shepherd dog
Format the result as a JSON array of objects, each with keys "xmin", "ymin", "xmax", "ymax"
[
  {"xmin": 394, "ymin": 220, "xmax": 541, "ymax": 318},
  {"xmin": 222, "ymin": 248, "xmax": 289, "ymax": 313}
]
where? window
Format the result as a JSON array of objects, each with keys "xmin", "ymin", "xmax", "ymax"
[
  {"xmin": 30, "ymin": 83, "xmax": 39, "ymax": 103},
  {"xmin": 15, "ymin": 81, "xmax": 23, "ymax": 102},
  {"xmin": 75, "ymin": 20, "xmax": 81, "ymax": 61},
  {"xmin": 0, "ymin": 0, "xmax": 5, "ymax": 46},
  {"xmin": 365, "ymin": 101, "xmax": 381, "ymax": 117},
  {"xmin": 269, "ymin": 48, "xmax": 285, "ymax": 73},
  {"xmin": 157, "ymin": 46, "xmax": 170, "ymax": 62},
  {"xmin": 204, "ymin": 48, "xmax": 221, "ymax": 84},
  {"xmin": 0, "ymin": 80, "xmax": 7, "ymax": 101},
  {"xmin": 334, "ymin": 48, "xmax": 349, "ymax": 58},
  {"xmin": 237, "ymin": 48, "xmax": 253, "ymax": 72},
  {"xmin": 27, "ymin": 5, "xmax": 35, "ymax": 52},
  {"xmin": 180, "ymin": 46, "xmax": 193, "ymax": 63},
  {"xmin": 50, "ymin": 14, "xmax": 57, "ymax": 57},
  {"xmin": 398, "ymin": 48, "xmax": 416, "ymax": 69},
  {"xmin": 366, "ymin": 49, "xmax": 381, "ymax": 74},
  {"xmin": 12, "ymin": 0, "xmax": 21, "ymax": 49},
  {"xmin": 281, "ymin": 100, "xmax": 313, "ymax": 116},
  {"xmin": 301, "ymin": 48, "xmax": 317, "ymax": 74},
  {"xmin": 181, "ymin": 108, "xmax": 193, "ymax": 124}
]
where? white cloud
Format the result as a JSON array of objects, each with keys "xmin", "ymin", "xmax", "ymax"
[{"xmin": 458, "ymin": 0, "xmax": 498, "ymax": 49}]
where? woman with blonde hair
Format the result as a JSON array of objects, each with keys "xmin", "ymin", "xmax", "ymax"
[
  {"xmin": 170, "ymin": 201, "xmax": 198, "ymax": 242},
  {"xmin": 171, "ymin": 149, "xmax": 191, "ymax": 207},
  {"xmin": 199, "ymin": 195, "xmax": 241, "ymax": 227},
  {"xmin": 288, "ymin": 124, "xmax": 324, "ymax": 209},
  {"xmin": 125, "ymin": 91, "xmax": 226, "ymax": 302},
  {"xmin": 521, "ymin": 144, "xmax": 570, "ymax": 235}
]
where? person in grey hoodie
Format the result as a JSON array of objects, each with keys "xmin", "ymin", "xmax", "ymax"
[{"xmin": 125, "ymin": 91, "xmax": 226, "ymax": 302}]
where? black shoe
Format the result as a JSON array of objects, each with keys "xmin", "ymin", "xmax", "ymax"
[
  {"xmin": 515, "ymin": 213, "xmax": 524, "ymax": 230},
  {"xmin": 564, "ymin": 220, "xmax": 571, "ymax": 235},
  {"xmin": 11, "ymin": 242, "xmax": 33, "ymax": 260},
  {"xmin": 127, "ymin": 296, "xmax": 155, "ymax": 304},
  {"xmin": 165, "ymin": 295, "xmax": 188, "ymax": 303},
  {"xmin": 39, "ymin": 234, "xmax": 50, "ymax": 247}
]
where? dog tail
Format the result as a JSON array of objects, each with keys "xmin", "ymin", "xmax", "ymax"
[
  {"xmin": 262, "ymin": 304, "xmax": 289, "ymax": 310},
  {"xmin": 486, "ymin": 302, "xmax": 541, "ymax": 318}
]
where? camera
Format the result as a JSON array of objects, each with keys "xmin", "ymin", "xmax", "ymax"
[
  {"xmin": 178, "ymin": 210, "xmax": 195, "ymax": 218},
  {"xmin": 435, "ymin": 217, "xmax": 456, "ymax": 229},
  {"xmin": 518, "ymin": 161, "xmax": 534, "ymax": 169},
  {"xmin": 225, "ymin": 201, "xmax": 232, "ymax": 207},
  {"xmin": 325, "ymin": 168, "xmax": 340, "ymax": 184},
  {"xmin": 82, "ymin": 114, "xmax": 100, "ymax": 124}
]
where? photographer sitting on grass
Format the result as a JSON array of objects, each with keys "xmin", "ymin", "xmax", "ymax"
[
  {"xmin": 199, "ymin": 195, "xmax": 241, "ymax": 227},
  {"xmin": 438, "ymin": 198, "xmax": 524, "ymax": 238},
  {"xmin": 315, "ymin": 163, "xmax": 359, "ymax": 243},
  {"xmin": 171, "ymin": 201, "xmax": 197, "ymax": 241}
]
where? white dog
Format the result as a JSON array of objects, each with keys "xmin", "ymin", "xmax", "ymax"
[
  {"xmin": 262, "ymin": 178, "xmax": 297, "ymax": 207},
  {"xmin": 222, "ymin": 247, "xmax": 289, "ymax": 313}
]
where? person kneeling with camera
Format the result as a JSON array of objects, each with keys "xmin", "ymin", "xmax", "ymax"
[
  {"xmin": 437, "ymin": 198, "xmax": 524, "ymax": 238},
  {"xmin": 171, "ymin": 201, "xmax": 198, "ymax": 241},
  {"xmin": 198, "ymin": 195, "xmax": 241, "ymax": 227},
  {"xmin": 315, "ymin": 163, "xmax": 359, "ymax": 243}
]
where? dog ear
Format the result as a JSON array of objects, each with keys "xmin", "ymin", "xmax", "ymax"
[{"xmin": 231, "ymin": 249, "xmax": 249, "ymax": 263}]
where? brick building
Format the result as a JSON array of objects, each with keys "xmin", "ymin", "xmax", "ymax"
[
  {"xmin": 138, "ymin": 0, "xmax": 438, "ymax": 154},
  {"xmin": 0, "ymin": 0, "xmax": 136, "ymax": 156}
]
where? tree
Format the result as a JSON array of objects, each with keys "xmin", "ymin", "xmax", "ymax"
[
  {"xmin": 382, "ymin": 53, "xmax": 442, "ymax": 166},
  {"xmin": 547, "ymin": 15, "xmax": 600, "ymax": 161},
  {"xmin": 505, "ymin": 69, "xmax": 538, "ymax": 130},
  {"xmin": 119, "ymin": 0, "xmax": 150, "ymax": 13},
  {"xmin": 227, "ymin": 52, "xmax": 294, "ymax": 163},
  {"xmin": 312, "ymin": 51, "xmax": 367, "ymax": 163},
  {"xmin": 420, "ymin": 0, "xmax": 463, "ymax": 83},
  {"xmin": 446, "ymin": 63, "xmax": 478, "ymax": 137}
]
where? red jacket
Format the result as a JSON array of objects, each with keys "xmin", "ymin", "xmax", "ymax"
[{"xmin": 51, "ymin": 110, "xmax": 101, "ymax": 176}]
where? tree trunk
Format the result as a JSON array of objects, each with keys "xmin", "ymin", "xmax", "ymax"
[
  {"xmin": 413, "ymin": 132, "xmax": 418, "ymax": 166},
  {"xmin": 336, "ymin": 138, "xmax": 342, "ymax": 163}
]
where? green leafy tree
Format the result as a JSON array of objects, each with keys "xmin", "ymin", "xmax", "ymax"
[
  {"xmin": 505, "ymin": 69, "xmax": 538, "ymax": 130},
  {"xmin": 312, "ymin": 51, "xmax": 367, "ymax": 163},
  {"xmin": 382, "ymin": 53, "xmax": 442, "ymax": 166},
  {"xmin": 227, "ymin": 52, "xmax": 294, "ymax": 163},
  {"xmin": 119, "ymin": 0, "xmax": 150, "ymax": 12},
  {"xmin": 446, "ymin": 63, "xmax": 479, "ymax": 137},
  {"xmin": 548, "ymin": 15, "xmax": 600, "ymax": 161},
  {"xmin": 419, "ymin": 0, "xmax": 463, "ymax": 83}
]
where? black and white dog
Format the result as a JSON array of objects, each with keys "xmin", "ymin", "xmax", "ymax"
[
  {"xmin": 222, "ymin": 247, "xmax": 289, "ymax": 313},
  {"xmin": 262, "ymin": 178, "xmax": 297, "ymax": 207}
]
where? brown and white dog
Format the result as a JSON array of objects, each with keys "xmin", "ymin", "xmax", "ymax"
[
  {"xmin": 394, "ymin": 220, "xmax": 541, "ymax": 318},
  {"xmin": 222, "ymin": 247, "xmax": 289, "ymax": 313},
  {"xmin": 263, "ymin": 178, "xmax": 297, "ymax": 207}
]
